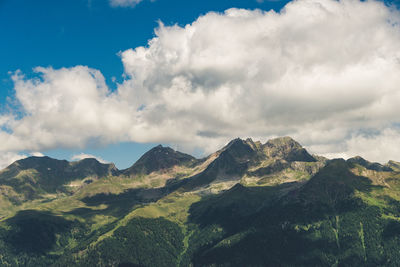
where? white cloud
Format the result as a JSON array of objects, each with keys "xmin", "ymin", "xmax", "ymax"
[
  {"xmin": 1, "ymin": 0, "xmax": 400, "ymax": 163},
  {"xmin": 0, "ymin": 151, "xmax": 47, "ymax": 170},
  {"xmin": 2, "ymin": 66, "xmax": 134, "ymax": 151},
  {"xmin": 71, "ymin": 153, "xmax": 109, "ymax": 164},
  {"xmin": 0, "ymin": 152, "xmax": 27, "ymax": 170},
  {"xmin": 339, "ymin": 129, "xmax": 400, "ymax": 163},
  {"xmin": 31, "ymin": 152, "xmax": 44, "ymax": 157},
  {"xmin": 109, "ymin": 0, "xmax": 143, "ymax": 7}
]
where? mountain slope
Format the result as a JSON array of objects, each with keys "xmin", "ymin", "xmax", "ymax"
[
  {"xmin": 263, "ymin": 136, "xmax": 316, "ymax": 162},
  {"xmin": 1, "ymin": 137, "xmax": 400, "ymax": 266},
  {"xmin": 186, "ymin": 160, "xmax": 400, "ymax": 266},
  {"xmin": 123, "ymin": 145, "xmax": 198, "ymax": 176},
  {"xmin": 0, "ymin": 156, "xmax": 118, "ymax": 202},
  {"xmin": 181, "ymin": 137, "xmax": 322, "ymax": 192}
]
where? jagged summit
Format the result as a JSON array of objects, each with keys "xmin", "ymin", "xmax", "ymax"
[
  {"xmin": 123, "ymin": 145, "xmax": 197, "ymax": 175},
  {"xmin": 245, "ymin": 138, "xmax": 262, "ymax": 151},
  {"xmin": 266, "ymin": 136, "xmax": 298, "ymax": 145},
  {"xmin": 217, "ymin": 136, "xmax": 316, "ymax": 162},
  {"xmin": 220, "ymin": 138, "xmax": 256, "ymax": 159},
  {"xmin": 181, "ymin": 136, "xmax": 321, "ymax": 191},
  {"xmin": 217, "ymin": 138, "xmax": 256, "ymax": 171},
  {"xmin": 263, "ymin": 136, "xmax": 316, "ymax": 162}
]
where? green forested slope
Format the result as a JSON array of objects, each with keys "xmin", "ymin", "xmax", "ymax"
[{"xmin": 1, "ymin": 137, "xmax": 400, "ymax": 266}]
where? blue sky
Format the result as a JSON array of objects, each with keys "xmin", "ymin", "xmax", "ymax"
[
  {"xmin": 0, "ymin": 0, "xmax": 289, "ymax": 99},
  {"xmin": 1, "ymin": 0, "xmax": 400, "ymax": 169},
  {"xmin": 0, "ymin": 0, "xmax": 290, "ymax": 168}
]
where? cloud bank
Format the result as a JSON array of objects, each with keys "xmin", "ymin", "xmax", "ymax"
[{"xmin": 2, "ymin": 0, "xmax": 400, "ymax": 164}]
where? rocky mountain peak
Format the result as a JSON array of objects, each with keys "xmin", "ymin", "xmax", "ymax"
[
  {"xmin": 263, "ymin": 136, "xmax": 315, "ymax": 162},
  {"xmin": 0, "ymin": 156, "xmax": 119, "ymax": 201},
  {"xmin": 220, "ymin": 138, "xmax": 256, "ymax": 161},
  {"xmin": 70, "ymin": 158, "xmax": 119, "ymax": 176},
  {"xmin": 244, "ymin": 138, "xmax": 262, "ymax": 151},
  {"xmin": 265, "ymin": 136, "xmax": 302, "ymax": 149},
  {"xmin": 9, "ymin": 156, "xmax": 69, "ymax": 174},
  {"xmin": 347, "ymin": 156, "xmax": 392, "ymax": 172},
  {"xmin": 124, "ymin": 145, "xmax": 196, "ymax": 175}
]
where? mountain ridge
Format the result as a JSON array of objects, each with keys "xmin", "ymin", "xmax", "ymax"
[
  {"xmin": 1, "ymin": 136, "xmax": 400, "ymax": 266},
  {"xmin": 1, "ymin": 137, "xmax": 395, "ymax": 175},
  {"xmin": 122, "ymin": 145, "xmax": 198, "ymax": 176}
]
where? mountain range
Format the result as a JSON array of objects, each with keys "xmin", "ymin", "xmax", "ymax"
[{"xmin": 1, "ymin": 137, "xmax": 400, "ymax": 266}]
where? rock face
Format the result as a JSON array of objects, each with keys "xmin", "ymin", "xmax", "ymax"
[
  {"xmin": 263, "ymin": 136, "xmax": 316, "ymax": 162},
  {"xmin": 387, "ymin": 160, "xmax": 400, "ymax": 171},
  {"xmin": 215, "ymin": 138, "xmax": 257, "ymax": 174},
  {"xmin": 248, "ymin": 159, "xmax": 290, "ymax": 177},
  {"xmin": 347, "ymin": 156, "xmax": 392, "ymax": 172},
  {"xmin": 181, "ymin": 137, "xmax": 322, "ymax": 191},
  {"xmin": 243, "ymin": 137, "xmax": 321, "ymax": 180},
  {"xmin": 181, "ymin": 139, "xmax": 257, "ymax": 190},
  {"xmin": 123, "ymin": 145, "xmax": 197, "ymax": 176}
]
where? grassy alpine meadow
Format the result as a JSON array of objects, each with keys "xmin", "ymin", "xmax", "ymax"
[{"xmin": 2, "ymin": 137, "xmax": 400, "ymax": 266}]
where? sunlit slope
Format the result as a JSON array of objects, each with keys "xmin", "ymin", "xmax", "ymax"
[{"xmin": 1, "ymin": 137, "xmax": 400, "ymax": 266}]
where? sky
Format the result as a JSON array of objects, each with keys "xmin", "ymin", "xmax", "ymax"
[{"xmin": 1, "ymin": 0, "xmax": 400, "ymax": 169}]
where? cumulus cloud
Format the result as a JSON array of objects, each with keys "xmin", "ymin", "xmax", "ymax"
[
  {"xmin": 0, "ymin": 152, "xmax": 27, "ymax": 170},
  {"xmin": 341, "ymin": 129, "xmax": 400, "ymax": 163},
  {"xmin": 71, "ymin": 153, "xmax": 109, "ymax": 163},
  {"xmin": 0, "ymin": 151, "xmax": 44, "ymax": 170},
  {"xmin": 2, "ymin": 66, "xmax": 136, "ymax": 151},
  {"xmin": 2, "ymin": 0, "xmax": 400, "ymax": 163}
]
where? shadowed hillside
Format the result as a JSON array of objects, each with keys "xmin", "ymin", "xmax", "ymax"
[
  {"xmin": 0, "ymin": 156, "xmax": 118, "ymax": 202},
  {"xmin": 1, "ymin": 137, "xmax": 400, "ymax": 266},
  {"xmin": 123, "ymin": 145, "xmax": 198, "ymax": 176}
]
